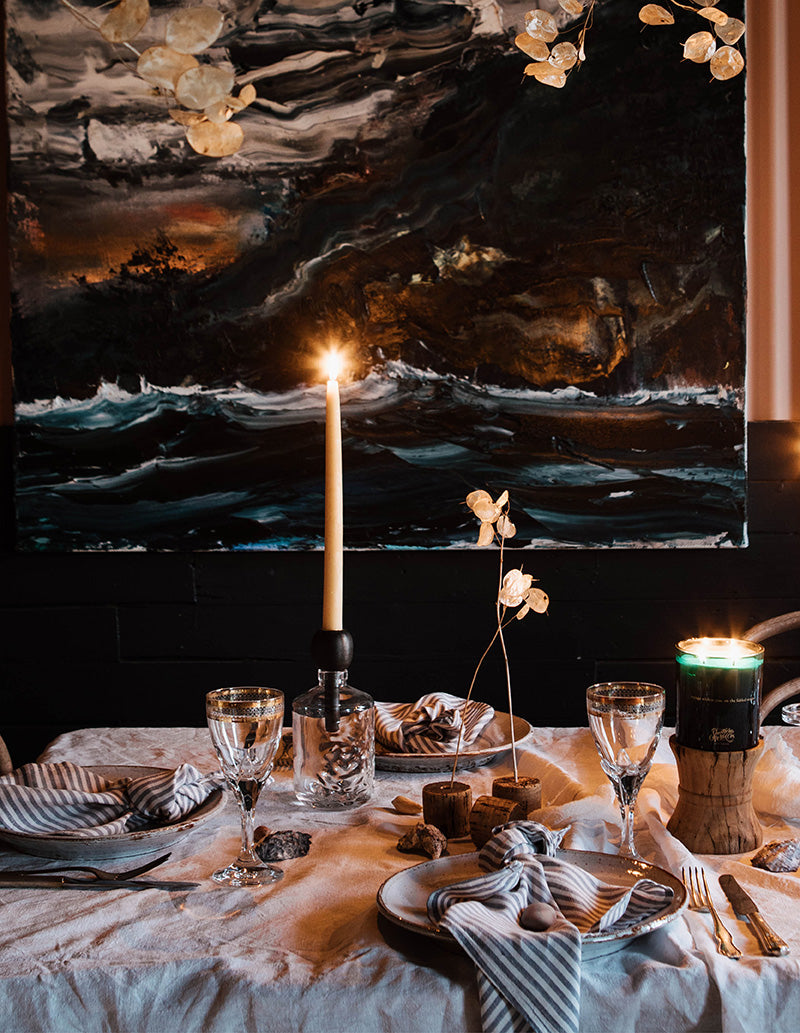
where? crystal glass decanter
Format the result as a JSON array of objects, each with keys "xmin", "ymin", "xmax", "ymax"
[{"xmin": 292, "ymin": 669, "xmax": 375, "ymax": 809}]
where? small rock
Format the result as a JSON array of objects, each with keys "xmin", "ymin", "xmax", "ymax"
[
  {"xmin": 397, "ymin": 822, "xmax": 447, "ymax": 859},
  {"xmin": 751, "ymin": 839, "xmax": 800, "ymax": 873},
  {"xmin": 255, "ymin": 830, "xmax": 311, "ymax": 861},
  {"xmin": 519, "ymin": 902, "xmax": 559, "ymax": 932}
]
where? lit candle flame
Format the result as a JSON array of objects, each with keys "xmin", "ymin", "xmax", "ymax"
[
  {"xmin": 325, "ymin": 350, "xmax": 343, "ymax": 382},
  {"xmin": 687, "ymin": 637, "xmax": 760, "ymax": 666}
]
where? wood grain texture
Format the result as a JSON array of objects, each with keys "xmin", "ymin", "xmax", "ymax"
[{"xmin": 666, "ymin": 735, "xmax": 764, "ymax": 854}]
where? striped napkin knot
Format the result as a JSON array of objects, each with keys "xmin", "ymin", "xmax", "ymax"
[
  {"xmin": 0, "ymin": 762, "xmax": 222, "ymax": 838},
  {"xmin": 478, "ymin": 821, "xmax": 568, "ymax": 871},
  {"xmin": 375, "ymin": 693, "xmax": 494, "ymax": 754},
  {"xmin": 428, "ymin": 821, "xmax": 674, "ymax": 1033}
]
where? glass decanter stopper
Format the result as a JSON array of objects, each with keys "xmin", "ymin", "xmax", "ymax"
[{"xmin": 292, "ymin": 670, "xmax": 375, "ymax": 809}]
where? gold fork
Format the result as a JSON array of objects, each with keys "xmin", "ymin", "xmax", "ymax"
[{"xmin": 682, "ymin": 866, "xmax": 741, "ymax": 959}]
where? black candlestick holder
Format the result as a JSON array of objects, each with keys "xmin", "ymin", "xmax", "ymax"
[{"xmin": 311, "ymin": 629, "xmax": 354, "ymax": 733}]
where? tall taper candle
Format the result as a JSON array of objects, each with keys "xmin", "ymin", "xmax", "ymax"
[{"xmin": 322, "ymin": 353, "xmax": 343, "ymax": 630}]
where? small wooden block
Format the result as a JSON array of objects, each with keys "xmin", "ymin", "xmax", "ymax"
[
  {"xmin": 469, "ymin": 794, "xmax": 526, "ymax": 849},
  {"xmin": 422, "ymin": 781, "xmax": 472, "ymax": 838},
  {"xmin": 491, "ymin": 775, "xmax": 542, "ymax": 815}
]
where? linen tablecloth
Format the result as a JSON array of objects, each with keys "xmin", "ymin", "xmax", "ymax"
[{"xmin": 1, "ymin": 725, "xmax": 800, "ymax": 1032}]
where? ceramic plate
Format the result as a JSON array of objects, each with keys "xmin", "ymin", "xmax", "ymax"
[
  {"xmin": 375, "ymin": 712, "xmax": 532, "ymax": 772},
  {"xmin": 0, "ymin": 765, "xmax": 225, "ymax": 861},
  {"xmin": 377, "ymin": 849, "xmax": 687, "ymax": 960}
]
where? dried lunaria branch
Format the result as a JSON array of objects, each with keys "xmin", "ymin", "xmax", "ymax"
[
  {"xmin": 59, "ymin": 1, "xmax": 255, "ymax": 156},
  {"xmin": 516, "ymin": 1, "xmax": 745, "ymax": 87},
  {"xmin": 450, "ymin": 490, "xmax": 549, "ymax": 784}
]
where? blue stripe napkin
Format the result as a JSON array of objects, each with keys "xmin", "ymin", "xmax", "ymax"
[
  {"xmin": 0, "ymin": 762, "xmax": 221, "ymax": 837},
  {"xmin": 375, "ymin": 693, "xmax": 494, "ymax": 754},
  {"xmin": 428, "ymin": 821, "xmax": 674, "ymax": 1033}
]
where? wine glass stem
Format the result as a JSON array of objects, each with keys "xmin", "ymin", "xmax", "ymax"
[
  {"xmin": 234, "ymin": 779, "xmax": 262, "ymax": 866},
  {"xmin": 619, "ymin": 798, "xmax": 637, "ymax": 857},
  {"xmin": 616, "ymin": 776, "xmax": 641, "ymax": 858}
]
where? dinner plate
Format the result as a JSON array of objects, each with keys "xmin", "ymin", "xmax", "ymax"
[
  {"xmin": 0, "ymin": 765, "xmax": 225, "ymax": 861},
  {"xmin": 375, "ymin": 712, "xmax": 532, "ymax": 772},
  {"xmin": 376, "ymin": 849, "xmax": 687, "ymax": 960}
]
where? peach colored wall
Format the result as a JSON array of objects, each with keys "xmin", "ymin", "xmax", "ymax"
[
  {"xmin": 1, "ymin": 2, "xmax": 792, "ymax": 425},
  {"xmin": 746, "ymin": 0, "xmax": 800, "ymax": 419}
]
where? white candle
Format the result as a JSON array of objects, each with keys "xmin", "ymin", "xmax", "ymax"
[{"xmin": 322, "ymin": 352, "xmax": 344, "ymax": 631}]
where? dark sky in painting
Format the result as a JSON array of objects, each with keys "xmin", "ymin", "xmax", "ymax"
[{"xmin": 6, "ymin": 0, "xmax": 748, "ymax": 550}]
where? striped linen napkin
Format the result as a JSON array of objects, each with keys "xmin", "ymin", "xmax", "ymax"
[
  {"xmin": 428, "ymin": 821, "xmax": 674, "ymax": 1033},
  {"xmin": 374, "ymin": 693, "xmax": 494, "ymax": 754},
  {"xmin": 0, "ymin": 762, "xmax": 221, "ymax": 837}
]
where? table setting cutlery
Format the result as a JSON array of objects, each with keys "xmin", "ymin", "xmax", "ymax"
[
  {"xmin": 0, "ymin": 851, "xmax": 172, "ymax": 881},
  {"xmin": 0, "ymin": 850, "xmax": 199, "ymax": 890},
  {"xmin": 719, "ymin": 874, "xmax": 789, "ymax": 956},
  {"xmin": 682, "ymin": 866, "xmax": 741, "ymax": 959},
  {"xmin": 0, "ymin": 873, "xmax": 199, "ymax": 891}
]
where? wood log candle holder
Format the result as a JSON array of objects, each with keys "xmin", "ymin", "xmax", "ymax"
[
  {"xmin": 666, "ymin": 734, "xmax": 764, "ymax": 854},
  {"xmin": 469, "ymin": 795, "xmax": 526, "ymax": 848},
  {"xmin": 422, "ymin": 781, "xmax": 472, "ymax": 839},
  {"xmin": 491, "ymin": 776, "xmax": 542, "ymax": 816}
]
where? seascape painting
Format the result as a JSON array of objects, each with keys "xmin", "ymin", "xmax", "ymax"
[{"xmin": 6, "ymin": 0, "xmax": 747, "ymax": 551}]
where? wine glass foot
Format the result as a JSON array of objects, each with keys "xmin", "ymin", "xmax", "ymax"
[{"xmin": 211, "ymin": 862, "xmax": 284, "ymax": 887}]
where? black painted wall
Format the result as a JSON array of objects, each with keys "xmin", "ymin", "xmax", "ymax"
[{"xmin": 1, "ymin": 421, "xmax": 799, "ymax": 766}]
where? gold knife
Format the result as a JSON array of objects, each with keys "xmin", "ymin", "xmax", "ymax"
[{"xmin": 719, "ymin": 875, "xmax": 789, "ymax": 956}]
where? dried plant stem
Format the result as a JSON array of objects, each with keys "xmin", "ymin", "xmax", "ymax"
[
  {"xmin": 668, "ymin": 0, "xmax": 711, "ymax": 12},
  {"xmin": 59, "ymin": 0, "xmax": 142, "ymax": 57},
  {"xmin": 450, "ymin": 524, "xmax": 524, "ymax": 785},
  {"xmin": 497, "ymin": 623, "xmax": 518, "ymax": 780},
  {"xmin": 576, "ymin": 0, "xmax": 596, "ymax": 54},
  {"xmin": 496, "ymin": 534, "xmax": 518, "ymax": 781},
  {"xmin": 449, "ymin": 625, "xmax": 499, "ymax": 787}
]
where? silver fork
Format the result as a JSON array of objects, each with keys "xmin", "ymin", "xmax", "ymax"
[
  {"xmin": 683, "ymin": 866, "xmax": 741, "ymax": 959},
  {"xmin": 0, "ymin": 852, "xmax": 171, "ymax": 883}
]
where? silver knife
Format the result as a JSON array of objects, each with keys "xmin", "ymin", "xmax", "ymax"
[
  {"xmin": 0, "ymin": 873, "xmax": 198, "ymax": 892},
  {"xmin": 719, "ymin": 875, "xmax": 789, "ymax": 956}
]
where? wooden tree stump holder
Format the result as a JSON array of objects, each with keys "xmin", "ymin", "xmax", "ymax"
[
  {"xmin": 666, "ymin": 734, "xmax": 764, "ymax": 854},
  {"xmin": 491, "ymin": 776, "xmax": 542, "ymax": 816},
  {"xmin": 422, "ymin": 781, "xmax": 472, "ymax": 839},
  {"xmin": 469, "ymin": 795, "xmax": 526, "ymax": 848}
]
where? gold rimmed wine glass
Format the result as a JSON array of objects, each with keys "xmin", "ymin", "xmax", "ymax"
[
  {"xmin": 586, "ymin": 682, "xmax": 665, "ymax": 859},
  {"xmin": 206, "ymin": 686, "xmax": 284, "ymax": 887}
]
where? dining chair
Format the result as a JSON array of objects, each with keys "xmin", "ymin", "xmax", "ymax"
[
  {"xmin": 745, "ymin": 611, "xmax": 800, "ymax": 721},
  {"xmin": 0, "ymin": 734, "xmax": 11, "ymax": 776}
]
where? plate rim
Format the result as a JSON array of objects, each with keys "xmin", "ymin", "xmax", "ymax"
[
  {"xmin": 375, "ymin": 712, "xmax": 532, "ymax": 771},
  {"xmin": 376, "ymin": 848, "xmax": 687, "ymax": 953}
]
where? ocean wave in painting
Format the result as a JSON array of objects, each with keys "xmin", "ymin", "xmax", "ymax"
[
  {"xmin": 15, "ymin": 363, "xmax": 745, "ymax": 551},
  {"xmin": 7, "ymin": 0, "xmax": 746, "ymax": 551}
]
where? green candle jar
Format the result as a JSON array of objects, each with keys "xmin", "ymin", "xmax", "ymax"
[{"xmin": 676, "ymin": 637, "xmax": 764, "ymax": 752}]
